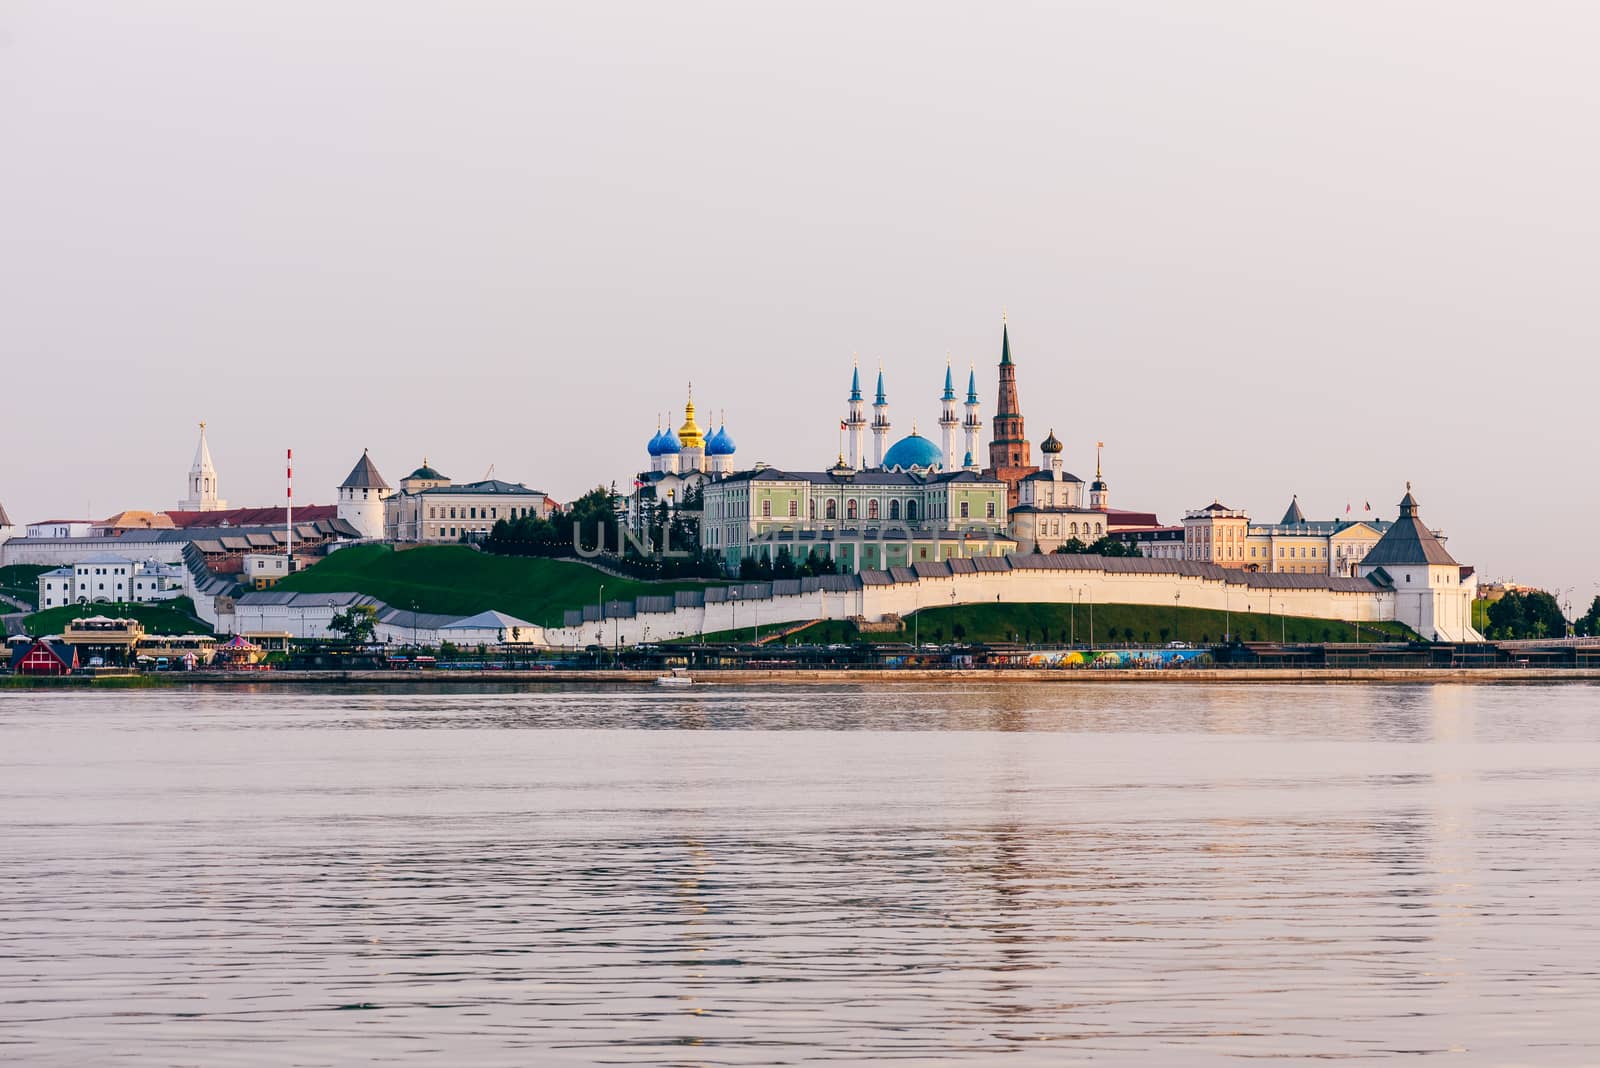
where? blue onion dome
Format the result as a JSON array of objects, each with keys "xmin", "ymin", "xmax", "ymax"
[
  {"xmin": 658, "ymin": 427, "xmax": 682, "ymax": 454},
  {"xmin": 1040, "ymin": 428, "xmax": 1063, "ymax": 454},
  {"xmin": 706, "ymin": 424, "xmax": 736, "ymax": 456},
  {"xmin": 647, "ymin": 429, "xmax": 664, "ymax": 456},
  {"xmin": 882, "ymin": 433, "xmax": 944, "ymax": 471}
]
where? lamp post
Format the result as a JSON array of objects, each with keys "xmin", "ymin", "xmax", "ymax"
[
  {"xmin": 1173, "ymin": 591, "xmax": 1180, "ymax": 644},
  {"xmin": 1087, "ymin": 585, "xmax": 1095, "ymax": 647},
  {"xmin": 411, "ymin": 599, "xmax": 419, "ymax": 649},
  {"xmin": 1070, "ymin": 587, "xmax": 1077, "ymax": 646},
  {"xmin": 598, "ymin": 583, "xmax": 606, "ymax": 665}
]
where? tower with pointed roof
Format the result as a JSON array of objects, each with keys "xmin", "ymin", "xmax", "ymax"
[
  {"xmin": 937, "ymin": 358, "xmax": 960, "ymax": 474},
  {"xmin": 676, "ymin": 387, "xmax": 706, "ymax": 475},
  {"xmin": 844, "ymin": 360, "xmax": 867, "ymax": 471},
  {"xmin": 983, "ymin": 318, "xmax": 1038, "ymax": 506},
  {"xmin": 1357, "ymin": 484, "xmax": 1478, "ymax": 641},
  {"xmin": 962, "ymin": 365, "xmax": 982, "ymax": 472},
  {"xmin": 179, "ymin": 422, "xmax": 228, "ymax": 512},
  {"xmin": 337, "ymin": 449, "xmax": 392, "ymax": 540},
  {"xmin": 870, "ymin": 367, "xmax": 891, "ymax": 469},
  {"xmin": 1089, "ymin": 442, "xmax": 1109, "ymax": 510}
]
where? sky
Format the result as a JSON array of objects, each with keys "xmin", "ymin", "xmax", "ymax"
[{"xmin": 2, "ymin": 2, "xmax": 1596, "ymax": 601}]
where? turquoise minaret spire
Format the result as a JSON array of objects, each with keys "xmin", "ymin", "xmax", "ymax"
[
  {"xmin": 962, "ymin": 361, "xmax": 982, "ymax": 472},
  {"xmin": 938, "ymin": 354, "xmax": 959, "ymax": 471},
  {"xmin": 871, "ymin": 363, "xmax": 891, "ymax": 468},
  {"xmin": 844, "ymin": 356, "xmax": 867, "ymax": 470}
]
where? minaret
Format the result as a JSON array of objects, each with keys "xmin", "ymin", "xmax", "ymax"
[
  {"xmin": 179, "ymin": 421, "xmax": 228, "ymax": 512},
  {"xmin": 1089, "ymin": 441, "xmax": 1109, "ymax": 510},
  {"xmin": 871, "ymin": 365, "xmax": 891, "ymax": 468},
  {"xmin": 963, "ymin": 364, "xmax": 982, "ymax": 471},
  {"xmin": 845, "ymin": 358, "xmax": 867, "ymax": 471},
  {"xmin": 938, "ymin": 356, "xmax": 959, "ymax": 471}
]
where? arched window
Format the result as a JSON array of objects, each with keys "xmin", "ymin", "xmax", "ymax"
[
  {"xmin": 847, "ymin": 500, "xmax": 858, "ymax": 520},
  {"xmin": 809, "ymin": 500, "xmax": 816, "ymax": 520},
  {"xmin": 826, "ymin": 500, "xmax": 836, "ymax": 520},
  {"xmin": 868, "ymin": 499, "xmax": 880, "ymax": 520},
  {"xmin": 1095, "ymin": 522, "xmax": 1103, "ymax": 536},
  {"xmin": 906, "ymin": 500, "xmax": 917, "ymax": 521},
  {"xmin": 1070, "ymin": 522, "xmax": 1078, "ymax": 537},
  {"xmin": 889, "ymin": 500, "xmax": 900, "ymax": 520}
]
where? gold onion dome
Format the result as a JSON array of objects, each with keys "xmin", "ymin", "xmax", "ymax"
[
  {"xmin": 677, "ymin": 394, "xmax": 705, "ymax": 450},
  {"xmin": 1040, "ymin": 428, "xmax": 1063, "ymax": 453}
]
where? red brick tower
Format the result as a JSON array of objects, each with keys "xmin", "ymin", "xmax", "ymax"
[{"xmin": 984, "ymin": 319, "xmax": 1037, "ymax": 506}]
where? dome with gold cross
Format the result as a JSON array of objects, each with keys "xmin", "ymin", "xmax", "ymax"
[{"xmin": 676, "ymin": 389, "xmax": 706, "ymax": 451}]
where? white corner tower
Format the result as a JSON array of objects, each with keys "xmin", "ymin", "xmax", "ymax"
[
  {"xmin": 938, "ymin": 357, "xmax": 960, "ymax": 472},
  {"xmin": 845, "ymin": 359, "xmax": 867, "ymax": 471},
  {"xmin": 179, "ymin": 421, "xmax": 228, "ymax": 512},
  {"xmin": 337, "ymin": 449, "xmax": 392, "ymax": 540},
  {"xmin": 871, "ymin": 366, "xmax": 891, "ymax": 469}
]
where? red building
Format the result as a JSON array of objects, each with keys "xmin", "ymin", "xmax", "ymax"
[{"xmin": 7, "ymin": 638, "xmax": 78, "ymax": 676}]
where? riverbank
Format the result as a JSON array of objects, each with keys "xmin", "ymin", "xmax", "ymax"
[{"xmin": 5, "ymin": 667, "xmax": 1600, "ymax": 688}]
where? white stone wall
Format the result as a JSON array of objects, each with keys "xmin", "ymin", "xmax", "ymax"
[
  {"xmin": 1, "ymin": 538, "xmax": 188, "ymax": 568},
  {"xmin": 542, "ymin": 568, "xmax": 1396, "ymax": 649},
  {"xmin": 338, "ymin": 488, "xmax": 388, "ymax": 541}
]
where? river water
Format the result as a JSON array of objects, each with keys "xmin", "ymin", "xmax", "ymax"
[{"xmin": 2, "ymin": 682, "xmax": 1599, "ymax": 1065}]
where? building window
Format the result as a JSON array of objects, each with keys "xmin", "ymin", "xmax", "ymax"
[
  {"xmin": 810, "ymin": 500, "xmax": 816, "ymax": 520},
  {"xmin": 826, "ymin": 500, "xmax": 836, "ymax": 520},
  {"xmin": 788, "ymin": 500, "xmax": 798, "ymax": 517},
  {"xmin": 762, "ymin": 500, "xmax": 771, "ymax": 518},
  {"xmin": 960, "ymin": 502, "xmax": 970, "ymax": 519},
  {"xmin": 986, "ymin": 502, "xmax": 995, "ymax": 519},
  {"xmin": 889, "ymin": 500, "xmax": 900, "ymax": 520},
  {"xmin": 868, "ymin": 500, "xmax": 879, "ymax": 520},
  {"xmin": 906, "ymin": 500, "xmax": 917, "ymax": 521},
  {"xmin": 847, "ymin": 500, "xmax": 858, "ymax": 520}
]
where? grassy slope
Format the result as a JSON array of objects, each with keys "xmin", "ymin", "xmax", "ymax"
[
  {"xmin": 683, "ymin": 604, "xmax": 1415, "ymax": 646},
  {"xmin": 0, "ymin": 564, "xmax": 51, "ymax": 608},
  {"xmin": 272, "ymin": 545, "xmax": 713, "ymax": 627},
  {"xmin": 24, "ymin": 597, "xmax": 209, "ymax": 637}
]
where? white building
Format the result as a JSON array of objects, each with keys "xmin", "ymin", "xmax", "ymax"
[
  {"xmin": 1357, "ymin": 486, "xmax": 1480, "ymax": 642},
  {"xmin": 1008, "ymin": 430, "xmax": 1109, "ymax": 552},
  {"xmin": 35, "ymin": 555, "xmax": 186, "ymax": 609},
  {"xmin": 177, "ymin": 422, "xmax": 228, "ymax": 512},
  {"xmin": 384, "ymin": 461, "xmax": 548, "ymax": 543},
  {"xmin": 25, "ymin": 519, "xmax": 97, "ymax": 539},
  {"xmin": 336, "ymin": 451, "xmax": 392, "ymax": 540}
]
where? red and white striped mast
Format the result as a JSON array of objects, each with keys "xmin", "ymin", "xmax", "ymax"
[{"xmin": 286, "ymin": 448, "xmax": 294, "ymax": 569}]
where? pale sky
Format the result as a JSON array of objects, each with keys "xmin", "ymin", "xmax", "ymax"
[{"xmin": 2, "ymin": 2, "xmax": 1596, "ymax": 598}]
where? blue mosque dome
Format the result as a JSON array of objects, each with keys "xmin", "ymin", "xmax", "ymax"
[
  {"xmin": 658, "ymin": 427, "xmax": 682, "ymax": 454},
  {"xmin": 706, "ymin": 424, "xmax": 736, "ymax": 456},
  {"xmin": 882, "ymin": 433, "xmax": 944, "ymax": 472}
]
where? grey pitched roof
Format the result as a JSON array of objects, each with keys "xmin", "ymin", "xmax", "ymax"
[
  {"xmin": 441, "ymin": 610, "xmax": 536, "ymax": 631},
  {"xmin": 417, "ymin": 479, "xmax": 542, "ymax": 496},
  {"xmin": 340, "ymin": 451, "xmax": 392, "ymax": 491},
  {"xmin": 1361, "ymin": 489, "xmax": 1457, "ymax": 567},
  {"xmin": 1281, "ymin": 496, "xmax": 1307, "ymax": 525}
]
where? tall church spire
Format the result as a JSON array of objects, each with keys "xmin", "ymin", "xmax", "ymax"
[{"xmin": 179, "ymin": 421, "xmax": 227, "ymax": 512}]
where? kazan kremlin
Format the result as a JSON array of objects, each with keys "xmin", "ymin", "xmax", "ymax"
[{"xmin": 0, "ymin": 318, "xmax": 1481, "ymax": 651}]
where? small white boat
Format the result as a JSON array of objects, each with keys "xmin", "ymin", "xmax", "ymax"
[{"xmin": 654, "ymin": 667, "xmax": 693, "ymax": 687}]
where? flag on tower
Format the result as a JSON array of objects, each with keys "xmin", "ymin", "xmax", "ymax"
[
  {"xmin": 1364, "ymin": 500, "xmax": 1371, "ymax": 512},
  {"xmin": 1346, "ymin": 502, "xmax": 1351, "ymax": 514},
  {"xmin": 840, "ymin": 420, "xmax": 848, "ymax": 431}
]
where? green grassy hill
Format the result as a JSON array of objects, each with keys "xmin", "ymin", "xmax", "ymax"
[
  {"xmin": 0, "ymin": 564, "xmax": 52, "ymax": 609},
  {"xmin": 24, "ymin": 597, "xmax": 209, "ymax": 637},
  {"xmin": 681, "ymin": 603, "xmax": 1415, "ymax": 647},
  {"xmin": 272, "ymin": 545, "xmax": 713, "ymax": 627}
]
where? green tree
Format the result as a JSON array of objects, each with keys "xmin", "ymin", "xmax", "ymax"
[{"xmin": 328, "ymin": 604, "xmax": 378, "ymax": 644}]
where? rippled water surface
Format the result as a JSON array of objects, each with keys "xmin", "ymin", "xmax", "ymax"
[{"xmin": 3, "ymin": 682, "xmax": 1600, "ymax": 1065}]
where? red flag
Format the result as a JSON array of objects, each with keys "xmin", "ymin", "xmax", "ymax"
[
  {"xmin": 1345, "ymin": 502, "xmax": 1351, "ymax": 514},
  {"xmin": 840, "ymin": 420, "xmax": 848, "ymax": 430},
  {"xmin": 1364, "ymin": 500, "xmax": 1371, "ymax": 511}
]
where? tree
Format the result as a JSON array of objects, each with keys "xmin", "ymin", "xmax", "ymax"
[
  {"xmin": 1579, "ymin": 595, "xmax": 1600, "ymax": 637},
  {"xmin": 328, "ymin": 604, "xmax": 378, "ymax": 644}
]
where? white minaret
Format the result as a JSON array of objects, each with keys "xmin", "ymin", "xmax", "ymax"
[
  {"xmin": 962, "ymin": 365, "xmax": 982, "ymax": 472},
  {"xmin": 845, "ymin": 359, "xmax": 867, "ymax": 471},
  {"xmin": 179, "ymin": 421, "xmax": 228, "ymax": 511},
  {"xmin": 337, "ymin": 449, "xmax": 392, "ymax": 540},
  {"xmin": 938, "ymin": 357, "xmax": 959, "ymax": 471},
  {"xmin": 1089, "ymin": 441, "xmax": 1109, "ymax": 510},
  {"xmin": 870, "ymin": 366, "xmax": 891, "ymax": 469}
]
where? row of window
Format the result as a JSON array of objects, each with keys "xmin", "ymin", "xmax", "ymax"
[{"xmin": 424, "ymin": 504, "xmax": 537, "ymax": 521}]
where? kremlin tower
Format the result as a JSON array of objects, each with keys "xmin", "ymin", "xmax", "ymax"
[{"xmin": 983, "ymin": 318, "xmax": 1039, "ymax": 506}]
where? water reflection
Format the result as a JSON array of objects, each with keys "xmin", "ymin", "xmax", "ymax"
[{"xmin": 0, "ymin": 683, "xmax": 1597, "ymax": 1064}]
